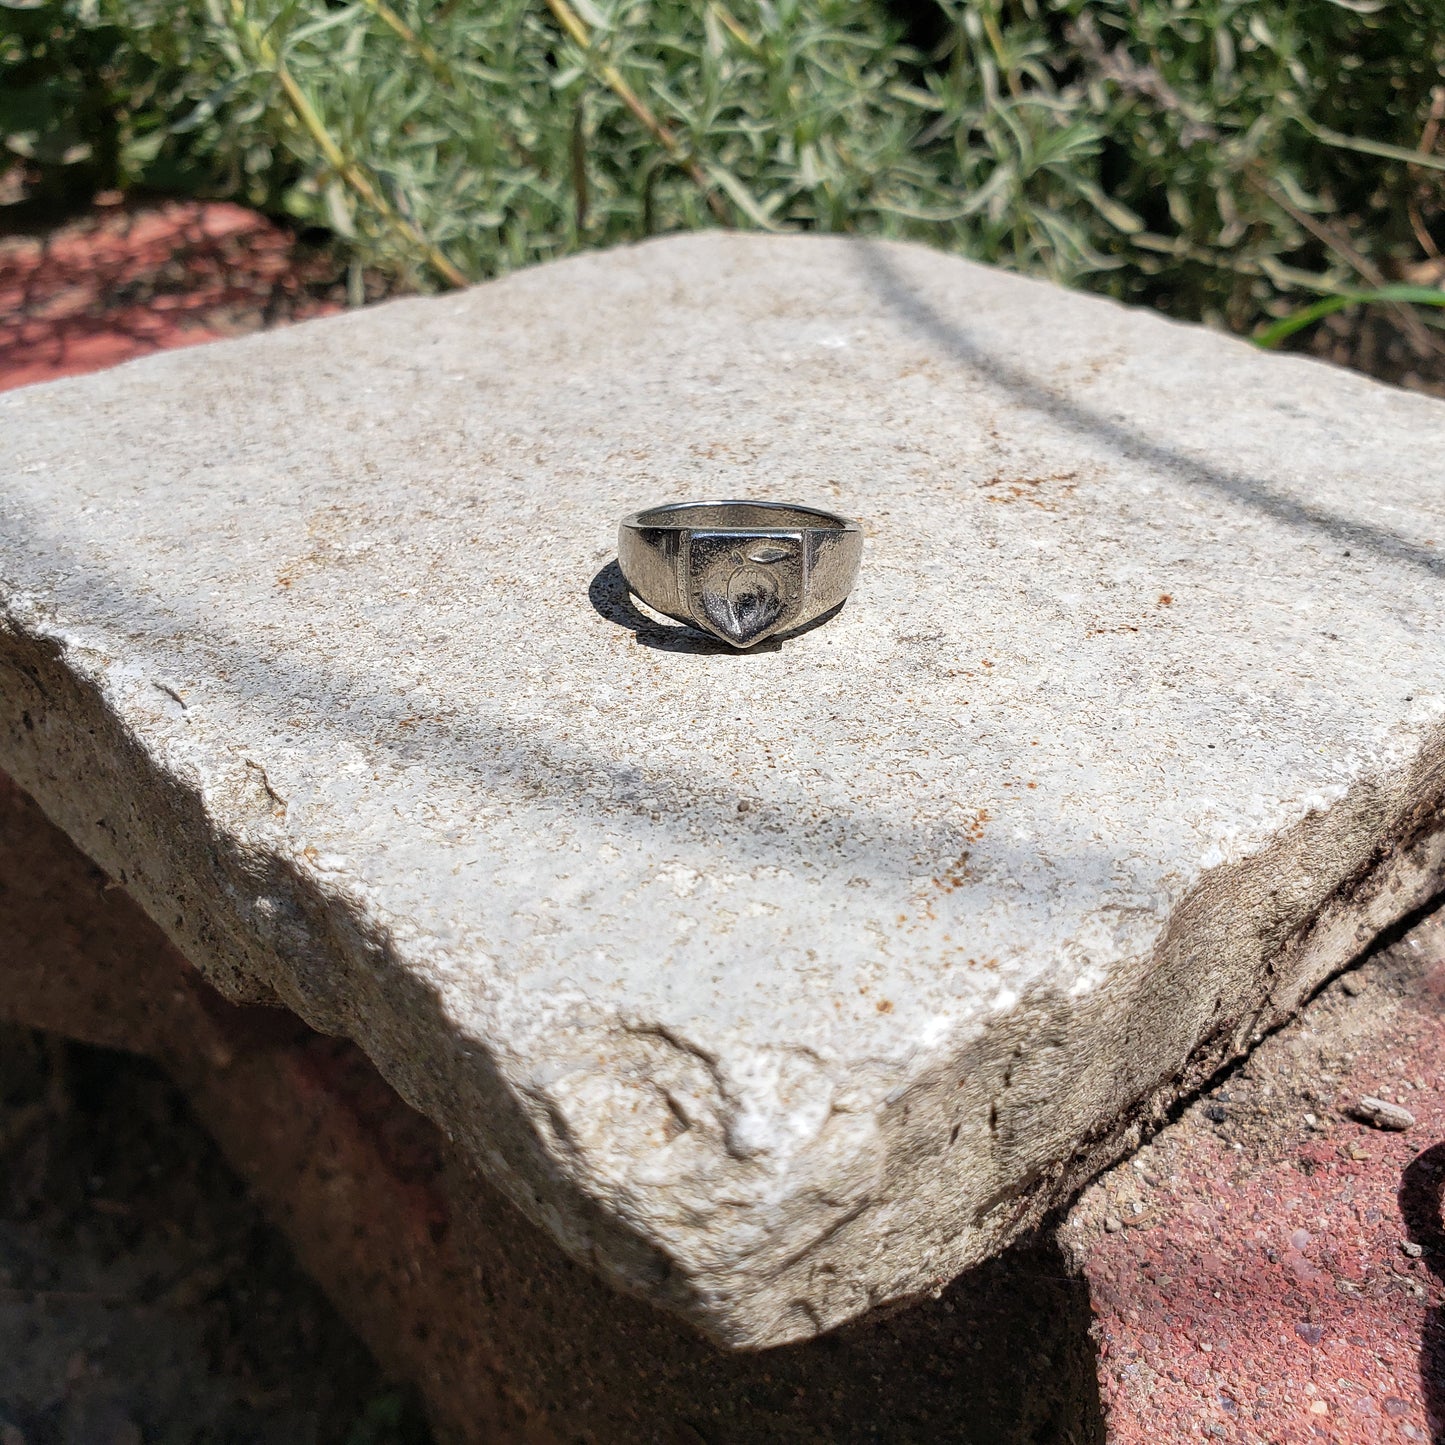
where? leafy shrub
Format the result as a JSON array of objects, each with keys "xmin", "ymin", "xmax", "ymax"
[{"xmin": 4, "ymin": 0, "xmax": 1443, "ymax": 336}]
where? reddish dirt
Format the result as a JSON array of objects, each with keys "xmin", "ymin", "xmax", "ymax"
[
  {"xmin": 0, "ymin": 197, "xmax": 343, "ymax": 392},
  {"xmin": 0, "ymin": 1029, "xmax": 432, "ymax": 1445},
  {"xmin": 1070, "ymin": 914, "xmax": 1445, "ymax": 1443}
]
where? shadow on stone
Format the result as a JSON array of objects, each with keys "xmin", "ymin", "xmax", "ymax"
[
  {"xmin": 854, "ymin": 241, "xmax": 1445, "ymax": 583},
  {"xmin": 587, "ymin": 559, "xmax": 846, "ymax": 656},
  {"xmin": 1400, "ymin": 1140, "xmax": 1445, "ymax": 1442}
]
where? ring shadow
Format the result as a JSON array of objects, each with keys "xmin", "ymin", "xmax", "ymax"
[
  {"xmin": 1400, "ymin": 1139, "xmax": 1445, "ymax": 1439},
  {"xmin": 587, "ymin": 559, "xmax": 846, "ymax": 655}
]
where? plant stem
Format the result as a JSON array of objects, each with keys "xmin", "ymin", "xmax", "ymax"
[
  {"xmin": 357, "ymin": 0, "xmax": 449, "ymax": 80},
  {"xmin": 541, "ymin": 0, "xmax": 730, "ymax": 224},
  {"xmin": 227, "ymin": 0, "xmax": 468, "ymax": 287}
]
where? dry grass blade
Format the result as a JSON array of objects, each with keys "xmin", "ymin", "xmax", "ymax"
[
  {"xmin": 1407, "ymin": 85, "xmax": 1445, "ymax": 262},
  {"xmin": 1250, "ymin": 169, "xmax": 1442, "ymax": 358}
]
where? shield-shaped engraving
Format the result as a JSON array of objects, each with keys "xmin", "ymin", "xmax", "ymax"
[{"xmin": 682, "ymin": 532, "xmax": 806, "ymax": 647}]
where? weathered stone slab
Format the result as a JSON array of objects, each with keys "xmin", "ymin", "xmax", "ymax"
[
  {"xmin": 0, "ymin": 770, "xmax": 1104, "ymax": 1445},
  {"xmin": 2, "ymin": 233, "xmax": 1444, "ymax": 1348}
]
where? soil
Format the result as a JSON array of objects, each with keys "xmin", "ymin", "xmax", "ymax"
[
  {"xmin": 1068, "ymin": 906, "xmax": 1445, "ymax": 1442},
  {"xmin": 0, "ymin": 1027, "xmax": 432, "ymax": 1445}
]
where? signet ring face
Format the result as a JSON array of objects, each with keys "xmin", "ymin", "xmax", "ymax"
[{"xmin": 616, "ymin": 501, "xmax": 863, "ymax": 648}]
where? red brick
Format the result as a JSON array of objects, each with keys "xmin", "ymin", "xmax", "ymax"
[
  {"xmin": 0, "ymin": 198, "xmax": 340, "ymax": 391},
  {"xmin": 1070, "ymin": 915, "xmax": 1444, "ymax": 1443}
]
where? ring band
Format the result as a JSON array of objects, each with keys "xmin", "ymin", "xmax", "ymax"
[{"xmin": 617, "ymin": 501, "xmax": 863, "ymax": 648}]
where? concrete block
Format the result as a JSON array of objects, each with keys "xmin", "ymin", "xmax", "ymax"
[{"xmin": 4, "ymin": 233, "xmax": 1445, "ymax": 1344}]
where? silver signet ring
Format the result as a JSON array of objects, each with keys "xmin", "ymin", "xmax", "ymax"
[{"xmin": 617, "ymin": 501, "xmax": 863, "ymax": 649}]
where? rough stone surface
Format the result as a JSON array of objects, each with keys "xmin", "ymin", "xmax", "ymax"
[
  {"xmin": 3, "ymin": 232, "xmax": 1445, "ymax": 1346},
  {"xmin": 1353, "ymin": 1095, "xmax": 1418, "ymax": 1132},
  {"xmin": 0, "ymin": 770, "xmax": 1104, "ymax": 1445},
  {"xmin": 1070, "ymin": 906, "xmax": 1445, "ymax": 1444}
]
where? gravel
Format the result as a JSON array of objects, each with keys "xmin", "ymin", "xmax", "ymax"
[{"xmin": 1349, "ymin": 1095, "xmax": 1417, "ymax": 1131}]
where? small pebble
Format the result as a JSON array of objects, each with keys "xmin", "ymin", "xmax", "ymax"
[
  {"xmin": 1203, "ymin": 1103, "xmax": 1228, "ymax": 1124},
  {"xmin": 1402, "ymin": 1241, "xmax": 1424, "ymax": 1259},
  {"xmin": 1340, "ymin": 974, "xmax": 1366, "ymax": 996},
  {"xmin": 1104, "ymin": 1216, "xmax": 1123, "ymax": 1233},
  {"xmin": 1350, "ymin": 1096, "xmax": 1416, "ymax": 1131}
]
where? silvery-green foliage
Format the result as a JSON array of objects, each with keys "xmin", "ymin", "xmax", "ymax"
[{"xmin": 7, "ymin": 0, "xmax": 1442, "ymax": 333}]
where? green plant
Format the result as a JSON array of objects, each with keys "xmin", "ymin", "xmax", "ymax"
[
  {"xmin": 5, "ymin": 0, "xmax": 1443, "ymax": 345},
  {"xmin": 1255, "ymin": 283, "xmax": 1445, "ymax": 348},
  {"xmin": 0, "ymin": 0, "xmax": 271, "ymax": 211}
]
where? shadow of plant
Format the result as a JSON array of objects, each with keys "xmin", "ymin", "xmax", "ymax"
[{"xmin": 1401, "ymin": 1140, "xmax": 1445, "ymax": 1441}]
